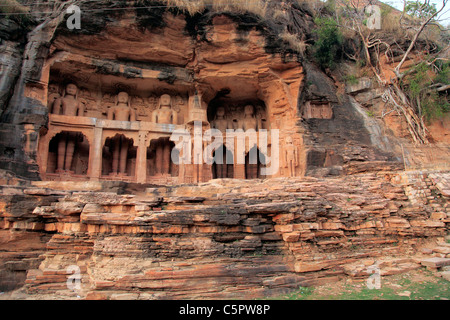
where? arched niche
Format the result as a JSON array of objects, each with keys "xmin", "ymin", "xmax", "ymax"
[
  {"xmin": 245, "ymin": 146, "xmax": 267, "ymax": 180},
  {"xmin": 102, "ymin": 134, "xmax": 137, "ymax": 177},
  {"xmin": 47, "ymin": 131, "xmax": 90, "ymax": 175},
  {"xmin": 148, "ymin": 137, "xmax": 177, "ymax": 177},
  {"xmin": 207, "ymin": 97, "xmax": 269, "ymax": 131},
  {"xmin": 212, "ymin": 144, "xmax": 234, "ymax": 179}
]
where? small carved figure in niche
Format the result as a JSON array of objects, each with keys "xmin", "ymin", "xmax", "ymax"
[
  {"xmin": 47, "ymin": 83, "xmax": 60, "ymax": 113},
  {"xmin": 107, "ymin": 91, "xmax": 137, "ymax": 121},
  {"xmin": 132, "ymin": 96, "xmax": 147, "ymax": 119},
  {"xmin": 240, "ymin": 105, "xmax": 261, "ymax": 131},
  {"xmin": 175, "ymin": 95, "xmax": 185, "ymax": 107},
  {"xmin": 29, "ymin": 87, "xmax": 40, "ymax": 99},
  {"xmin": 52, "ymin": 83, "xmax": 85, "ymax": 173},
  {"xmin": 174, "ymin": 95, "xmax": 186, "ymax": 124},
  {"xmin": 101, "ymin": 94, "xmax": 114, "ymax": 117},
  {"xmin": 152, "ymin": 94, "xmax": 178, "ymax": 125},
  {"xmin": 79, "ymin": 88, "xmax": 99, "ymax": 116},
  {"xmin": 102, "ymin": 93, "xmax": 114, "ymax": 103},
  {"xmin": 255, "ymin": 106, "xmax": 267, "ymax": 130},
  {"xmin": 284, "ymin": 136, "xmax": 298, "ymax": 177},
  {"xmin": 147, "ymin": 96, "xmax": 157, "ymax": 108}
]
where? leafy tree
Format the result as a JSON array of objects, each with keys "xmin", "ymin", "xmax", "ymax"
[
  {"xmin": 334, "ymin": 0, "xmax": 448, "ymax": 143},
  {"xmin": 405, "ymin": 0, "xmax": 437, "ymax": 19}
]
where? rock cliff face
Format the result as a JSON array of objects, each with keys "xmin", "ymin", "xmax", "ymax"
[
  {"xmin": 0, "ymin": 1, "xmax": 449, "ymax": 299},
  {"xmin": 0, "ymin": 0, "xmax": 405, "ymax": 181}
]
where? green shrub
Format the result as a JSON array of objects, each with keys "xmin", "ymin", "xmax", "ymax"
[
  {"xmin": 404, "ymin": 61, "xmax": 450, "ymax": 121},
  {"xmin": 312, "ymin": 17, "xmax": 343, "ymax": 69},
  {"xmin": 343, "ymin": 74, "xmax": 359, "ymax": 85}
]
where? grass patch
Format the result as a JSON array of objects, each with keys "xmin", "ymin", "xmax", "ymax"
[
  {"xmin": 343, "ymin": 74, "xmax": 359, "ymax": 85},
  {"xmin": 271, "ymin": 270, "xmax": 450, "ymax": 300},
  {"xmin": 273, "ymin": 286, "xmax": 315, "ymax": 300}
]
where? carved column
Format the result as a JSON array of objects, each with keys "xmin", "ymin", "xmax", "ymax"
[
  {"xmin": 232, "ymin": 135, "xmax": 246, "ymax": 179},
  {"xmin": 234, "ymin": 164, "xmax": 246, "ymax": 179},
  {"xmin": 89, "ymin": 127, "xmax": 103, "ymax": 181},
  {"xmin": 38, "ymin": 132, "xmax": 52, "ymax": 179},
  {"xmin": 136, "ymin": 131, "xmax": 148, "ymax": 184}
]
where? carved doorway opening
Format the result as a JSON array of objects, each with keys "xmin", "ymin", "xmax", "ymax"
[
  {"xmin": 212, "ymin": 144, "xmax": 234, "ymax": 179},
  {"xmin": 102, "ymin": 134, "xmax": 137, "ymax": 178},
  {"xmin": 47, "ymin": 131, "xmax": 89, "ymax": 176}
]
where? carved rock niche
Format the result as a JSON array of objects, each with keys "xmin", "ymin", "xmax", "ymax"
[
  {"xmin": 302, "ymin": 101, "xmax": 333, "ymax": 120},
  {"xmin": 38, "ymin": 69, "xmax": 190, "ymax": 184},
  {"xmin": 208, "ymin": 97, "xmax": 270, "ymax": 180}
]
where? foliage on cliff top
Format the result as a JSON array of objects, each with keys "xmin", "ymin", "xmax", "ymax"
[
  {"xmin": 0, "ymin": 0, "xmax": 29, "ymax": 14},
  {"xmin": 0, "ymin": 0, "xmax": 33, "ymax": 26},
  {"xmin": 403, "ymin": 61, "xmax": 450, "ymax": 121}
]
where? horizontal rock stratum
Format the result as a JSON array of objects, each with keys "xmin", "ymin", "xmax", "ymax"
[{"xmin": 1, "ymin": 170, "xmax": 449, "ymax": 299}]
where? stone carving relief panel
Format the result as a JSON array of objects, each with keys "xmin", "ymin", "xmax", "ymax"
[
  {"xmin": 209, "ymin": 101, "xmax": 268, "ymax": 132},
  {"xmin": 46, "ymin": 80, "xmax": 188, "ymax": 124}
]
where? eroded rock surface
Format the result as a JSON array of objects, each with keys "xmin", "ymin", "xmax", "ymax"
[{"xmin": 0, "ymin": 170, "xmax": 448, "ymax": 299}]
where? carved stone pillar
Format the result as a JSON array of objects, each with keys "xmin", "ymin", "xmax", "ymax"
[
  {"xmin": 136, "ymin": 131, "xmax": 148, "ymax": 184},
  {"xmin": 234, "ymin": 164, "xmax": 246, "ymax": 179},
  {"xmin": 89, "ymin": 127, "xmax": 103, "ymax": 181}
]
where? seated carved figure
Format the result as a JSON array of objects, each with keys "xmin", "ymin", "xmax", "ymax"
[
  {"xmin": 152, "ymin": 94, "xmax": 178, "ymax": 125},
  {"xmin": 52, "ymin": 83, "xmax": 85, "ymax": 173},
  {"xmin": 107, "ymin": 91, "xmax": 136, "ymax": 121},
  {"xmin": 52, "ymin": 83, "xmax": 85, "ymax": 117},
  {"xmin": 240, "ymin": 105, "xmax": 261, "ymax": 131}
]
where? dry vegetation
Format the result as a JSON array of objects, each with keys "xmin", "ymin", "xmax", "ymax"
[
  {"xmin": 0, "ymin": 0, "xmax": 30, "ymax": 14},
  {"xmin": 280, "ymin": 29, "xmax": 308, "ymax": 56},
  {"xmin": 162, "ymin": 0, "xmax": 269, "ymax": 16}
]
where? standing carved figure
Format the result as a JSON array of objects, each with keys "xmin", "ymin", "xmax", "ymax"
[
  {"xmin": 52, "ymin": 83, "xmax": 84, "ymax": 172},
  {"xmin": 241, "ymin": 105, "xmax": 261, "ymax": 179},
  {"xmin": 152, "ymin": 94, "xmax": 178, "ymax": 175},
  {"xmin": 211, "ymin": 106, "xmax": 231, "ymax": 178},
  {"xmin": 47, "ymin": 83, "xmax": 60, "ymax": 113},
  {"xmin": 107, "ymin": 92, "xmax": 136, "ymax": 175},
  {"xmin": 191, "ymin": 124, "xmax": 208, "ymax": 183},
  {"xmin": 284, "ymin": 136, "xmax": 298, "ymax": 177}
]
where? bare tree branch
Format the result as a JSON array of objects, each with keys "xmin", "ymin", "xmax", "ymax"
[{"xmin": 394, "ymin": 0, "xmax": 448, "ymax": 78}]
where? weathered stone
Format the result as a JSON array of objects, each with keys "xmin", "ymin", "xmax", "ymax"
[
  {"xmin": 441, "ymin": 271, "xmax": 450, "ymax": 281},
  {"xmin": 0, "ymin": 0, "xmax": 448, "ymax": 300},
  {"xmin": 421, "ymin": 258, "xmax": 450, "ymax": 269}
]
